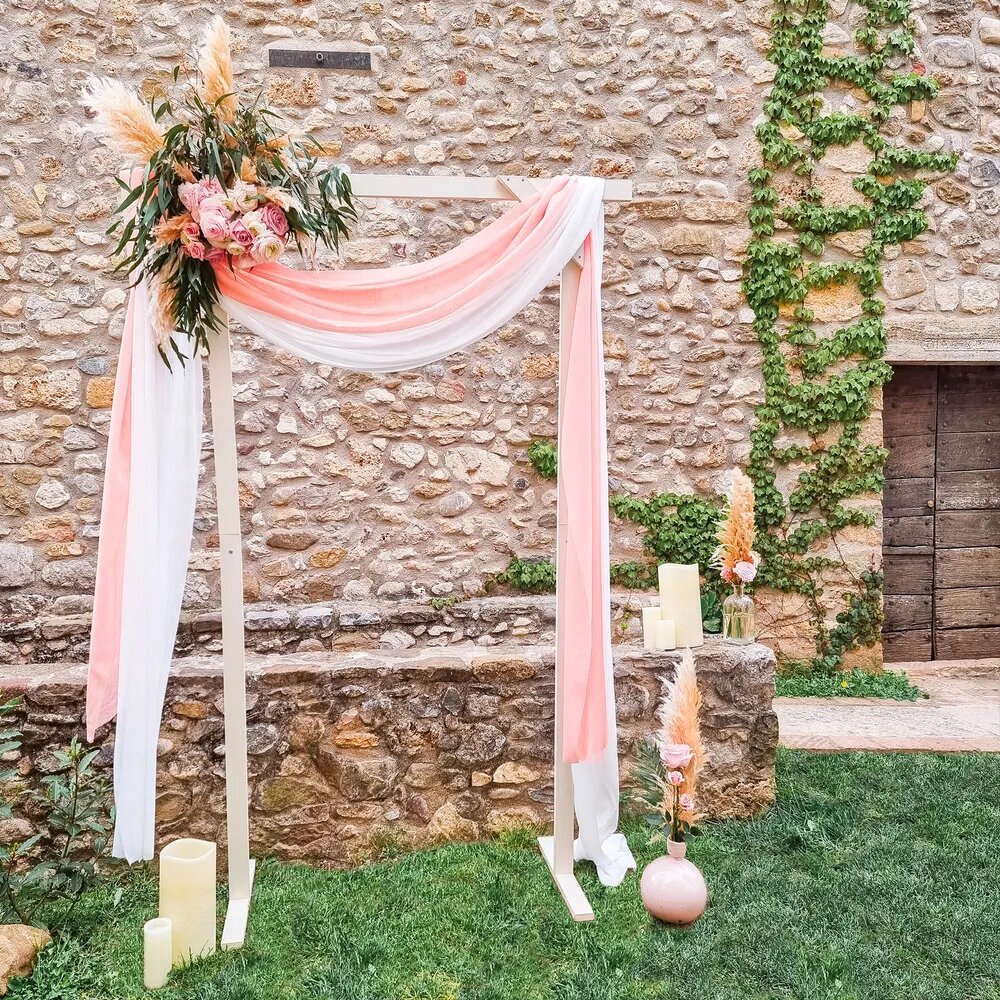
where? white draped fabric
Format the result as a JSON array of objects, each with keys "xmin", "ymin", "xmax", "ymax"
[{"xmin": 95, "ymin": 176, "xmax": 635, "ymax": 886}]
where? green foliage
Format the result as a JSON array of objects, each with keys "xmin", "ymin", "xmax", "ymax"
[
  {"xmin": 745, "ymin": 0, "xmax": 956, "ymax": 674},
  {"xmin": 610, "ymin": 493, "xmax": 722, "ymax": 575},
  {"xmin": 700, "ymin": 589, "xmax": 723, "ymax": 634},
  {"xmin": 776, "ymin": 669, "xmax": 922, "ymax": 700},
  {"xmin": 526, "ymin": 440, "xmax": 558, "ymax": 480},
  {"xmin": 1, "ymin": 692, "xmax": 22, "ymax": 817},
  {"xmin": 1, "ymin": 736, "xmax": 115, "ymax": 930},
  {"xmin": 487, "ymin": 557, "xmax": 556, "ymax": 594}
]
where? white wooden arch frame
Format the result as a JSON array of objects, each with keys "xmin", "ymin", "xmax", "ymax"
[{"xmin": 208, "ymin": 173, "xmax": 633, "ymax": 948}]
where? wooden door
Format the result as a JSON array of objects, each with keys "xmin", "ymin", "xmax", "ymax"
[{"xmin": 883, "ymin": 365, "xmax": 1000, "ymax": 661}]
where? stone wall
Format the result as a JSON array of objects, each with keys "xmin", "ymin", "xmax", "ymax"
[
  {"xmin": 1, "ymin": 639, "xmax": 778, "ymax": 863},
  {"xmin": 0, "ymin": 1, "xmax": 991, "ymax": 661}
]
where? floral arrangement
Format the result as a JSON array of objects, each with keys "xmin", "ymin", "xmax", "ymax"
[
  {"xmin": 81, "ymin": 17, "xmax": 355, "ymax": 364},
  {"xmin": 713, "ymin": 468, "xmax": 761, "ymax": 589},
  {"xmin": 636, "ymin": 651, "xmax": 705, "ymax": 844}
]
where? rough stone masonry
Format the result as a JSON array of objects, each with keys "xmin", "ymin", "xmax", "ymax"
[
  {"xmin": 1, "ymin": 640, "xmax": 778, "ymax": 862},
  {"xmin": 0, "ymin": 1, "xmax": 990, "ymax": 666}
]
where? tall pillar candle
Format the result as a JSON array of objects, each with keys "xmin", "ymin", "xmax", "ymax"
[
  {"xmin": 143, "ymin": 917, "xmax": 172, "ymax": 989},
  {"xmin": 657, "ymin": 563, "xmax": 704, "ymax": 648},
  {"xmin": 159, "ymin": 839, "xmax": 217, "ymax": 965}
]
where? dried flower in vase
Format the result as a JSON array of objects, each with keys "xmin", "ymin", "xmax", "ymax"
[
  {"xmin": 713, "ymin": 467, "xmax": 761, "ymax": 588},
  {"xmin": 635, "ymin": 650, "xmax": 706, "ymax": 841}
]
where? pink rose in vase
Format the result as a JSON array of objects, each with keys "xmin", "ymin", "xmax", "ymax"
[
  {"xmin": 259, "ymin": 201, "xmax": 289, "ymax": 237},
  {"xmin": 660, "ymin": 743, "xmax": 693, "ymax": 770}
]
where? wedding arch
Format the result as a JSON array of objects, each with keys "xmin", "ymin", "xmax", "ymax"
[{"xmin": 86, "ymin": 170, "xmax": 636, "ymax": 946}]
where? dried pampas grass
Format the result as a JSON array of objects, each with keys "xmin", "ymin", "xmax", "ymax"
[
  {"xmin": 149, "ymin": 271, "xmax": 177, "ymax": 349},
  {"xmin": 659, "ymin": 650, "xmax": 705, "ymax": 822},
  {"xmin": 715, "ymin": 467, "xmax": 757, "ymax": 576},
  {"xmin": 198, "ymin": 16, "xmax": 237, "ymax": 123},
  {"xmin": 80, "ymin": 77, "xmax": 165, "ymax": 162}
]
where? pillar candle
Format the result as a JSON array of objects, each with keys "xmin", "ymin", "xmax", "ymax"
[
  {"xmin": 657, "ymin": 563, "xmax": 704, "ymax": 648},
  {"xmin": 143, "ymin": 917, "xmax": 172, "ymax": 989},
  {"xmin": 641, "ymin": 606, "xmax": 662, "ymax": 649},
  {"xmin": 654, "ymin": 618, "xmax": 677, "ymax": 650},
  {"xmin": 159, "ymin": 839, "xmax": 217, "ymax": 966}
]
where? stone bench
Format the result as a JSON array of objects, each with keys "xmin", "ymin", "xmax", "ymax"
[{"xmin": 1, "ymin": 639, "xmax": 777, "ymax": 865}]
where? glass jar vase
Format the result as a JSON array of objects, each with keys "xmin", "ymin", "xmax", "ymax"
[{"xmin": 722, "ymin": 586, "xmax": 755, "ymax": 644}]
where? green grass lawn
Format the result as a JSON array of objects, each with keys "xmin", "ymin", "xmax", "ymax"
[
  {"xmin": 775, "ymin": 669, "xmax": 923, "ymax": 700},
  {"xmin": 16, "ymin": 751, "xmax": 1000, "ymax": 1000}
]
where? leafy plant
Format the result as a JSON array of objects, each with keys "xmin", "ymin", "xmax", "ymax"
[
  {"xmin": 743, "ymin": 0, "xmax": 956, "ymax": 674},
  {"xmin": 700, "ymin": 589, "xmax": 722, "ymax": 634},
  {"xmin": 1, "ymin": 738, "xmax": 115, "ymax": 930},
  {"xmin": 526, "ymin": 440, "xmax": 558, "ymax": 480},
  {"xmin": 1, "ymin": 692, "xmax": 23, "ymax": 820}
]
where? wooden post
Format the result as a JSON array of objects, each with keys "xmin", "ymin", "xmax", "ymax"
[
  {"xmin": 195, "ymin": 174, "xmax": 630, "ymax": 937},
  {"xmin": 535, "ymin": 254, "xmax": 595, "ymax": 922},
  {"xmin": 206, "ymin": 319, "xmax": 256, "ymax": 949}
]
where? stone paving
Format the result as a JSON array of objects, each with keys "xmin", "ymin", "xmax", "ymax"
[{"xmin": 776, "ymin": 666, "xmax": 1000, "ymax": 753}]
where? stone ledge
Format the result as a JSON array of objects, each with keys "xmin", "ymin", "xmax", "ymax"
[{"xmin": 3, "ymin": 640, "xmax": 777, "ymax": 865}]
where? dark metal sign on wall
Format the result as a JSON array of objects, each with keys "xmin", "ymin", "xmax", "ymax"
[{"xmin": 268, "ymin": 48, "xmax": 372, "ymax": 71}]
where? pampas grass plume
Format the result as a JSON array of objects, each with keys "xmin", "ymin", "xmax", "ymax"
[
  {"xmin": 198, "ymin": 16, "xmax": 236, "ymax": 123},
  {"xmin": 80, "ymin": 77, "xmax": 165, "ymax": 162},
  {"xmin": 715, "ymin": 467, "xmax": 757, "ymax": 574},
  {"xmin": 659, "ymin": 650, "xmax": 705, "ymax": 822}
]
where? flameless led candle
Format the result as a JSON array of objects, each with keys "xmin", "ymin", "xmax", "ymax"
[
  {"xmin": 143, "ymin": 917, "xmax": 172, "ymax": 989},
  {"xmin": 159, "ymin": 839, "xmax": 217, "ymax": 966},
  {"xmin": 641, "ymin": 606, "xmax": 662, "ymax": 650},
  {"xmin": 657, "ymin": 563, "xmax": 704, "ymax": 648},
  {"xmin": 654, "ymin": 618, "xmax": 677, "ymax": 650}
]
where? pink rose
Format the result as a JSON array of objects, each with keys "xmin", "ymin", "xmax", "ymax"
[
  {"xmin": 679, "ymin": 793, "xmax": 694, "ymax": 811},
  {"xmin": 229, "ymin": 220, "xmax": 255, "ymax": 249},
  {"xmin": 661, "ymin": 743, "xmax": 693, "ymax": 770},
  {"xmin": 734, "ymin": 560, "xmax": 757, "ymax": 584},
  {"xmin": 260, "ymin": 201, "xmax": 289, "ymax": 237},
  {"xmin": 179, "ymin": 221, "xmax": 202, "ymax": 246},
  {"xmin": 182, "ymin": 239, "xmax": 207, "ymax": 260},
  {"xmin": 668, "ymin": 770, "xmax": 684, "ymax": 786},
  {"xmin": 251, "ymin": 233, "xmax": 284, "ymax": 263},
  {"xmin": 200, "ymin": 211, "xmax": 230, "ymax": 247},
  {"xmin": 721, "ymin": 566, "xmax": 734, "ymax": 583},
  {"xmin": 178, "ymin": 177, "xmax": 223, "ymax": 221},
  {"xmin": 206, "ymin": 247, "xmax": 227, "ymax": 266}
]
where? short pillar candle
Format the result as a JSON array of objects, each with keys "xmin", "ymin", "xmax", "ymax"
[
  {"xmin": 654, "ymin": 618, "xmax": 677, "ymax": 650},
  {"xmin": 159, "ymin": 839, "xmax": 218, "ymax": 966},
  {"xmin": 641, "ymin": 606, "xmax": 662, "ymax": 650},
  {"xmin": 657, "ymin": 563, "xmax": 704, "ymax": 648},
  {"xmin": 143, "ymin": 917, "xmax": 172, "ymax": 989}
]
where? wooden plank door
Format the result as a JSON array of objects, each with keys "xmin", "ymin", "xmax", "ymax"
[
  {"xmin": 883, "ymin": 364, "xmax": 1000, "ymax": 661},
  {"xmin": 933, "ymin": 366, "xmax": 1000, "ymax": 659},
  {"xmin": 882, "ymin": 366, "xmax": 936, "ymax": 661}
]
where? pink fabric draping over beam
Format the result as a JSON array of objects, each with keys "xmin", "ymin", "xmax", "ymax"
[{"xmin": 87, "ymin": 176, "xmax": 628, "ymax": 874}]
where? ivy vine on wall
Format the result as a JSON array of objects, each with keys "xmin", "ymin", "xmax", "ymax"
[{"xmin": 745, "ymin": 0, "xmax": 955, "ymax": 671}]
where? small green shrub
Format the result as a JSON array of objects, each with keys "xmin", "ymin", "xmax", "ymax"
[
  {"xmin": 0, "ymin": 706, "xmax": 115, "ymax": 931},
  {"xmin": 526, "ymin": 440, "xmax": 558, "ymax": 480}
]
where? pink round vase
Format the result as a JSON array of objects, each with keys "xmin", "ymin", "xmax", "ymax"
[{"xmin": 639, "ymin": 839, "xmax": 708, "ymax": 925}]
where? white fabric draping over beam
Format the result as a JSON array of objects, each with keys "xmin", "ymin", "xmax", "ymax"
[{"xmin": 88, "ymin": 175, "xmax": 635, "ymax": 887}]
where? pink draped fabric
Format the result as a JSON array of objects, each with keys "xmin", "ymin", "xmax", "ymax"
[
  {"xmin": 87, "ymin": 174, "xmax": 629, "ymax": 869},
  {"xmin": 213, "ymin": 177, "xmax": 609, "ymax": 763}
]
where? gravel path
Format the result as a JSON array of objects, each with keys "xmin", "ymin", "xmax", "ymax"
[{"xmin": 776, "ymin": 671, "xmax": 1000, "ymax": 752}]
